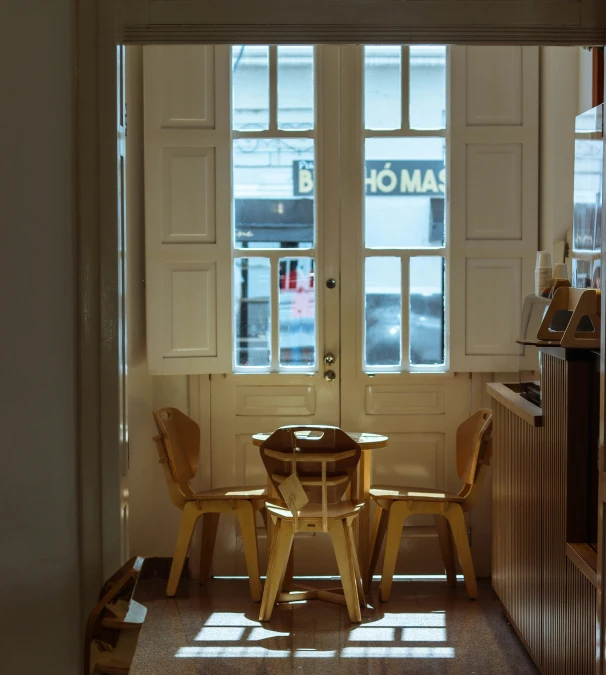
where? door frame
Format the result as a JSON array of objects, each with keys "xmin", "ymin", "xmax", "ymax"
[
  {"xmin": 76, "ymin": 0, "xmax": 124, "ymax": 614},
  {"xmin": 597, "ymin": 69, "xmax": 606, "ymax": 675},
  {"xmin": 76, "ymin": 0, "xmax": 606, "ymax": 663}
]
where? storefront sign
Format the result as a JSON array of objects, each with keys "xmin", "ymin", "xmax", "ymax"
[{"xmin": 293, "ymin": 159, "xmax": 446, "ymax": 196}]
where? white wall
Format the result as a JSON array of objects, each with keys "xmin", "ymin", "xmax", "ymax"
[
  {"xmin": 0, "ymin": 1, "xmax": 81, "ymax": 673},
  {"xmin": 539, "ymin": 46, "xmax": 598, "ymax": 265},
  {"xmin": 578, "ymin": 47, "xmax": 594, "ymax": 114},
  {"xmin": 540, "ymin": 47, "xmax": 579, "ymax": 259}
]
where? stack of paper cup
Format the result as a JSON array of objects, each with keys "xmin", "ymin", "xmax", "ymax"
[{"xmin": 535, "ymin": 251, "xmax": 552, "ymax": 295}]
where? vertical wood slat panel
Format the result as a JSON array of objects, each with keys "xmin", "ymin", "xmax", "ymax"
[
  {"xmin": 566, "ymin": 558, "xmax": 596, "ymax": 675},
  {"xmin": 491, "ymin": 352, "xmax": 598, "ymax": 675},
  {"xmin": 492, "ymin": 401, "xmax": 542, "ymax": 663},
  {"xmin": 542, "ymin": 353, "xmax": 568, "ymax": 675},
  {"xmin": 513, "ymin": 406, "xmax": 542, "ymax": 662},
  {"xmin": 493, "ymin": 402, "xmax": 512, "ymax": 613}
]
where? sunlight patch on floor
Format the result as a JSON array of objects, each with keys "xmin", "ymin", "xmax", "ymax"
[
  {"xmin": 178, "ymin": 610, "xmax": 455, "ymax": 659},
  {"xmin": 348, "ymin": 627, "xmax": 396, "ymax": 641},
  {"xmin": 213, "ymin": 575, "xmax": 465, "ymax": 581},
  {"xmin": 176, "ymin": 646, "xmax": 455, "ymax": 659},
  {"xmin": 340, "ymin": 647, "xmax": 455, "ymax": 658}
]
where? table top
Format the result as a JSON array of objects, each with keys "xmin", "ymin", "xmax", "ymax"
[{"xmin": 251, "ymin": 431, "xmax": 388, "ymax": 449}]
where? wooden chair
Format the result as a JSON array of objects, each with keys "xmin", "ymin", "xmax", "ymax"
[
  {"xmin": 259, "ymin": 425, "xmax": 366, "ymax": 623},
  {"xmin": 153, "ymin": 407, "xmax": 267, "ymax": 600},
  {"xmin": 367, "ymin": 409, "xmax": 493, "ymax": 601},
  {"xmin": 84, "ymin": 556, "xmax": 146, "ymax": 675}
]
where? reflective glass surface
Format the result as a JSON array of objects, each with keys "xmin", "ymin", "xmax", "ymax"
[
  {"xmin": 279, "ymin": 258, "xmax": 316, "ymax": 367},
  {"xmin": 365, "ymin": 257, "xmax": 401, "ymax": 367},
  {"xmin": 233, "ymin": 138, "xmax": 315, "ymax": 249},
  {"xmin": 409, "ymin": 256, "xmax": 445, "ymax": 366},
  {"xmin": 365, "ymin": 137, "xmax": 446, "ymax": 249},
  {"xmin": 234, "ymin": 257, "xmax": 271, "ymax": 367}
]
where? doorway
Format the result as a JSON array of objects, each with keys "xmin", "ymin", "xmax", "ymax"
[
  {"xmin": 134, "ymin": 44, "xmax": 513, "ymax": 578},
  {"xmin": 73, "ymin": 1, "xmax": 606, "ymax": 672}
]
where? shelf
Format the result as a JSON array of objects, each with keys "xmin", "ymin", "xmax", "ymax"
[
  {"xmin": 101, "ymin": 600, "xmax": 147, "ymax": 631},
  {"xmin": 566, "ymin": 543, "xmax": 597, "ymax": 588},
  {"xmin": 486, "ymin": 382, "xmax": 542, "ymax": 427},
  {"xmin": 515, "ymin": 338, "xmax": 560, "ymax": 347}
]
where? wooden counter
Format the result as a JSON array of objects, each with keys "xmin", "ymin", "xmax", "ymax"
[
  {"xmin": 486, "ymin": 381, "xmax": 542, "ymax": 427},
  {"xmin": 488, "ymin": 348, "xmax": 599, "ymax": 675}
]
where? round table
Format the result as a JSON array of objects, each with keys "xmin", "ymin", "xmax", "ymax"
[{"xmin": 252, "ymin": 431, "xmax": 388, "ymax": 590}]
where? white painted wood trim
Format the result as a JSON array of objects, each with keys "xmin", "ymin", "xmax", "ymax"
[
  {"xmin": 144, "ymin": 45, "xmax": 233, "ymax": 375},
  {"xmin": 400, "ymin": 45, "xmax": 410, "ymax": 132},
  {"xmin": 449, "ymin": 46, "xmax": 539, "ymax": 372},
  {"xmin": 99, "ymin": 0, "xmax": 124, "ymax": 579},
  {"xmin": 339, "ymin": 45, "xmax": 365, "ymax": 380}
]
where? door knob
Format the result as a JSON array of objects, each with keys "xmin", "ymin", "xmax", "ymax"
[
  {"xmin": 324, "ymin": 352, "xmax": 336, "ymax": 366},
  {"xmin": 324, "ymin": 370, "xmax": 336, "ymax": 382}
]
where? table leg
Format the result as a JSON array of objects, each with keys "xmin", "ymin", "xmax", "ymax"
[
  {"xmin": 358, "ymin": 449, "xmax": 372, "ymax": 592},
  {"xmin": 350, "ymin": 465, "xmax": 359, "ymax": 500},
  {"xmin": 266, "ymin": 477, "xmax": 277, "ymax": 556},
  {"xmin": 350, "ymin": 464, "xmax": 359, "ymax": 546}
]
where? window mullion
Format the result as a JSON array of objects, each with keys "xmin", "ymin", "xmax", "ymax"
[
  {"xmin": 401, "ymin": 255, "xmax": 410, "ymax": 371},
  {"xmin": 269, "ymin": 45, "xmax": 278, "ymax": 133},
  {"xmin": 401, "ymin": 46, "xmax": 410, "ymax": 132},
  {"xmin": 270, "ymin": 256, "xmax": 280, "ymax": 372}
]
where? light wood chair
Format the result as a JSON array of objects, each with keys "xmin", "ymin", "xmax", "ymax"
[
  {"xmin": 84, "ymin": 556, "xmax": 147, "ymax": 675},
  {"xmin": 367, "ymin": 409, "xmax": 493, "ymax": 601},
  {"xmin": 259, "ymin": 425, "xmax": 367, "ymax": 623},
  {"xmin": 153, "ymin": 407, "xmax": 267, "ymax": 600}
]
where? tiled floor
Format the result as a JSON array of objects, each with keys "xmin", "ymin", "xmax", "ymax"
[{"xmin": 131, "ymin": 577, "xmax": 538, "ymax": 675}]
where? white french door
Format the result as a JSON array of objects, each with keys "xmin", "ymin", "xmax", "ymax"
[
  {"xmin": 208, "ymin": 45, "xmax": 475, "ymax": 578},
  {"xmin": 141, "ymin": 43, "xmax": 539, "ymax": 579},
  {"xmin": 210, "ymin": 46, "xmax": 342, "ymax": 575},
  {"xmin": 338, "ymin": 46, "xmax": 472, "ymax": 577}
]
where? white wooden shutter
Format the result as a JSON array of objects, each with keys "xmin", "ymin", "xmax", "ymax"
[
  {"xmin": 449, "ymin": 46, "xmax": 539, "ymax": 372},
  {"xmin": 144, "ymin": 45, "xmax": 232, "ymax": 375}
]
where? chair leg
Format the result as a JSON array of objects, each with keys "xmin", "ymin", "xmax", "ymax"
[
  {"xmin": 366, "ymin": 504, "xmax": 388, "ymax": 589},
  {"xmin": 347, "ymin": 522, "xmax": 366, "ymax": 608},
  {"xmin": 282, "ymin": 549, "xmax": 295, "ymax": 592},
  {"xmin": 167, "ymin": 502, "xmax": 202, "ymax": 597},
  {"xmin": 259, "ymin": 518, "xmax": 280, "ymax": 622},
  {"xmin": 236, "ymin": 501, "xmax": 263, "ymax": 602},
  {"xmin": 259, "ymin": 519, "xmax": 294, "ymax": 621},
  {"xmin": 444, "ymin": 504, "xmax": 478, "ymax": 600},
  {"xmin": 259, "ymin": 506, "xmax": 269, "ymax": 533},
  {"xmin": 199, "ymin": 512, "xmax": 220, "ymax": 584},
  {"xmin": 379, "ymin": 501, "xmax": 409, "ymax": 603},
  {"xmin": 330, "ymin": 520, "xmax": 362, "ymax": 623},
  {"xmin": 435, "ymin": 514, "xmax": 457, "ymax": 587}
]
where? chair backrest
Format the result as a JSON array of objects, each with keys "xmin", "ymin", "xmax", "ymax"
[
  {"xmin": 152, "ymin": 407, "xmax": 199, "ymax": 506},
  {"xmin": 260, "ymin": 425, "xmax": 361, "ymax": 507},
  {"xmin": 456, "ymin": 408, "xmax": 493, "ymax": 488}
]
